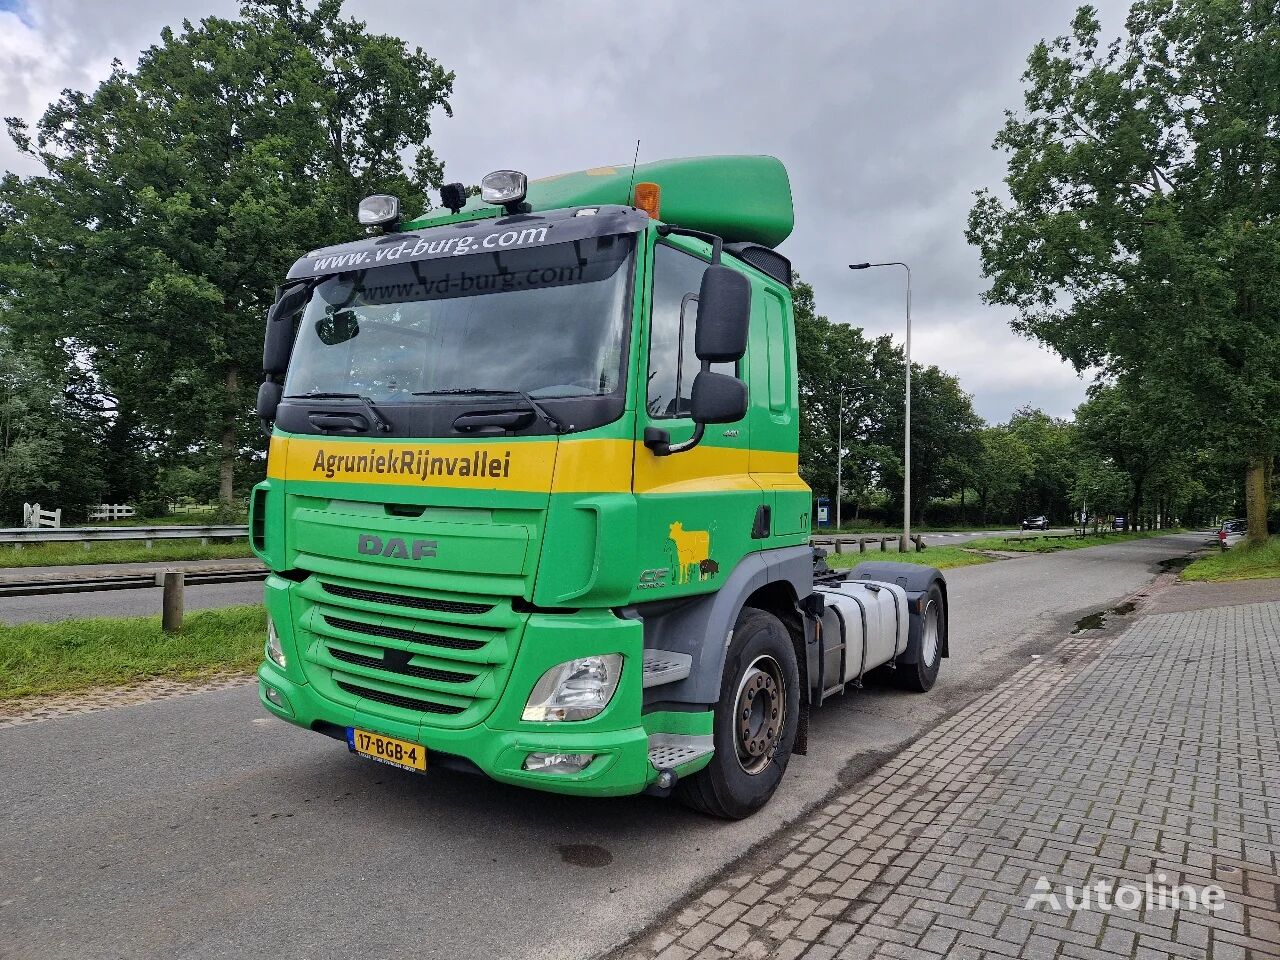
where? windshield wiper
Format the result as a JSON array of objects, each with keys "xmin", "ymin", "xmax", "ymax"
[
  {"xmin": 413, "ymin": 388, "xmax": 565, "ymax": 434},
  {"xmin": 285, "ymin": 391, "xmax": 392, "ymax": 432}
]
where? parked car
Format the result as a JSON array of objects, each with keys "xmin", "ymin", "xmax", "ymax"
[
  {"xmin": 1021, "ymin": 516, "xmax": 1049, "ymax": 530},
  {"xmin": 1218, "ymin": 519, "xmax": 1247, "ymax": 549}
]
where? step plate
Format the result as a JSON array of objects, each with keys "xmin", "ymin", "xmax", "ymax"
[
  {"xmin": 642, "ymin": 650, "xmax": 693, "ymax": 689},
  {"xmin": 647, "ymin": 733, "xmax": 713, "ymax": 770}
]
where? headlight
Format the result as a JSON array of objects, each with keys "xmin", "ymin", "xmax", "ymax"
[
  {"xmin": 266, "ymin": 617, "xmax": 287, "ymax": 669},
  {"xmin": 522, "ymin": 654, "xmax": 622, "ymax": 722}
]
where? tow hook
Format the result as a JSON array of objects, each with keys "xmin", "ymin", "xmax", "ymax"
[{"xmin": 644, "ymin": 768, "xmax": 679, "ymax": 797}]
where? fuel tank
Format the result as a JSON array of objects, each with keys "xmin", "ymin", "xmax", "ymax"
[{"xmin": 815, "ymin": 580, "xmax": 909, "ymax": 688}]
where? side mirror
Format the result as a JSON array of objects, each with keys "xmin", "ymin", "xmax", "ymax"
[
  {"xmin": 690, "ymin": 371, "xmax": 747, "ymax": 424},
  {"xmin": 257, "ymin": 379, "xmax": 283, "ymax": 433},
  {"xmin": 263, "ymin": 285, "xmax": 310, "ymax": 375},
  {"xmin": 694, "ymin": 265, "xmax": 750, "ymax": 362}
]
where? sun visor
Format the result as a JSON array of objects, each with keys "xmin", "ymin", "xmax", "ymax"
[{"xmin": 288, "ymin": 205, "xmax": 648, "ymax": 281}]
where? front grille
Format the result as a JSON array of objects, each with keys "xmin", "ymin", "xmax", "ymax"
[
  {"xmin": 299, "ymin": 570, "xmax": 516, "ymax": 727},
  {"xmin": 337, "ymin": 680, "xmax": 466, "ymax": 715},
  {"xmin": 328, "ymin": 646, "xmax": 475, "ymax": 684},
  {"xmin": 322, "ymin": 581, "xmax": 492, "ymax": 615},
  {"xmin": 323, "ymin": 615, "xmax": 486, "ymax": 651}
]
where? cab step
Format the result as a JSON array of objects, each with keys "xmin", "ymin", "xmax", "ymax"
[
  {"xmin": 647, "ymin": 733, "xmax": 713, "ymax": 769},
  {"xmin": 642, "ymin": 649, "xmax": 693, "ymax": 688}
]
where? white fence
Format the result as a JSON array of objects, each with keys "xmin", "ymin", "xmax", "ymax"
[
  {"xmin": 22, "ymin": 503, "xmax": 61, "ymax": 529},
  {"xmin": 87, "ymin": 504, "xmax": 137, "ymax": 521}
]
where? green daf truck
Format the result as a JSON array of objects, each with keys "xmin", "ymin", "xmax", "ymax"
[{"xmin": 252, "ymin": 156, "xmax": 948, "ymax": 818}]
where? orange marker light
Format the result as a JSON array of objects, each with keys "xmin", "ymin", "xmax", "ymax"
[{"xmin": 632, "ymin": 181, "xmax": 661, "ymax": 219}]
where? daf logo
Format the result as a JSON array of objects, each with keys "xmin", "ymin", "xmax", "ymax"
[{"xmin": 357, "ymin": 534, "xmax": 437, "ymax": 560}]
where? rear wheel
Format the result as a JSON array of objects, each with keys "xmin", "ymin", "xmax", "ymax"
[
  {"xmin": 896, "ymin": 582, "xmax": 945, "ymax": 692},
  {"xmin": 676, "ymin": 607, "xmax": 800, "ymax": 819}
]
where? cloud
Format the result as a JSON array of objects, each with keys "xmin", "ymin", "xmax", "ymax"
[{"xmin": 0, "ymin": 0, "xmax": 1130, "ymax": 422}]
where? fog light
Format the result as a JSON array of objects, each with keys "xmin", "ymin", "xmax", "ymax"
[
  {"xmin": 522, "ymin": 654, "xmax": 623, "ymax": 721},
  {"xmin": 266, "ymin": 617, "xmax": 287, "ymax": 669},
  {"xmin": 261, "ymin": 682, "xmax": 293, "ymax": 717},
  {"xmin": 522, "ymin": 752, "xmax": 594, "ymax": 774}
]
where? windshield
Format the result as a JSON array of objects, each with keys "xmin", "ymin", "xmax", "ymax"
[{"xmin": 284, "ymin": 233, "xmax": 633, "ymax": 402}]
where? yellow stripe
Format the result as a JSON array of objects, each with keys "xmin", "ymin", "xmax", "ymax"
[
  {"xmin": 268, "ymin": 435, "xmax": 558, "ymax": 492},
  {"xmin": 268, "ymin": 435, "xmax": 802, "ymax": 494}
]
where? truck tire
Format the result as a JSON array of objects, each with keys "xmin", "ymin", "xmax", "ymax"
[
  {"xmin": 676, "ymin": 607, "xmax": 800, "ymax": 819},
  {"xmin": 896, "ymin": 582, "xmax": 945, "ymax": 692}
]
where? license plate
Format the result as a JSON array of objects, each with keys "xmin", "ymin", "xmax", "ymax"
[{"xmin": 349, "ymin": 728, "xmax": 427, "ymax": 772}]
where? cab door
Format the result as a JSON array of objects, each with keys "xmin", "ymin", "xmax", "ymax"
[
  {"xmin": 749, "ymin": 284, "xmax": 810, "ymax": 540},
  {"xmin": 632, "ymin": 236, "xmax": 761, "ymax": 599}
]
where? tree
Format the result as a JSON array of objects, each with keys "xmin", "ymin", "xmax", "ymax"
[
  {"xmin": 1006, "ymin": 406, "xmax": 1077, "ymax": 521},
  {"xmin": 870, "ymin": 340, "xmax": 984, "ymax": 526},
  {"xmin": 973, "ymin": 426, "xmax": 1034, "ymax": 524},
  {"xmin": 0, "ymin": 335, "xmax": 105, "ymax": 521},
  {"xmin": 794, "ymin": 278, "xmax": 882, "ymax": 514},
  {"xmin": 968, "ymin": 1, "xmax": 1280, "ymax": 544},
  {"xmin": 0, "ymin": 0, "xmax": 454, "ymax": 507}
]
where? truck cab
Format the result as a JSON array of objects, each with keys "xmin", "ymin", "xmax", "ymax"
[{"xmin": 252, "ymin": 156, "xmax": 947, "ymax": 818}]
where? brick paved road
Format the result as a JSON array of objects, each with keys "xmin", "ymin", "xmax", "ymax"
[{"xmin": 618, "ymin": 599, "xmax": 1280, "ymax": 960}]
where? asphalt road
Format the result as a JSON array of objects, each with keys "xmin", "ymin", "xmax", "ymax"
[{"xmin": 0, "ymin": 533, "xmax": 1203, "ymax": 960}]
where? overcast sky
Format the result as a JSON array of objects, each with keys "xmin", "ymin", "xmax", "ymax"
[{"xmin": 0, "ymin": 0, "xmax": 1129, "ymax": 423}]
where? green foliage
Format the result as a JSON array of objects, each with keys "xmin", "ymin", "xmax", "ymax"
[
  {"xmin": 1181, "ymin": 536, "xmax": 1280, "ymax": 581},
  {"xmin": 972, "ymin": 425, "xmax": 1033, "ymax": 523},
  {"xmin": 0, "ymin": 0, "xmax": 454, "ymax": 508},
  {"xmin": 794, "ymin": 276, "xmax": 983, "ymax": 525},
  {"xmin": 0, "ymin": 604, "xmax": 264, "ymax": 700},
  {"xmin": 968, "ymin": 0, "xmax": 1280, "ymax": 542},
  {"xmin": 0, "ymin": 336, "xmax": 105, "ymax": 522}
]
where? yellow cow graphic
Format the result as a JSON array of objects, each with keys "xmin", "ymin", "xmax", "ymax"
[{"xmin": 668, "ymin": 522, "xmax": 712, "ymax": 584}]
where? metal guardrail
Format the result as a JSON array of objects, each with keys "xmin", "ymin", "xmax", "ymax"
[
  {"xmin": 0, "ymin": 566, "xmax": 267, "ymax": 598},
  {"xmin": 0, "ymin": 524, "xmax": 249, "ymax": 545},
  {"xmin": 811, "ymin": 534, "xmax": 926, "ymax": 553}
]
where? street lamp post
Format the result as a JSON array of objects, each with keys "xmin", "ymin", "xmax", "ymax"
[
  {"xmin": 836, "ymin": 387, "xmax": 844, "ymax": 530},
  {"xmin": 849, "ymin": 261, "xmax": 912, "ymax": 552}
]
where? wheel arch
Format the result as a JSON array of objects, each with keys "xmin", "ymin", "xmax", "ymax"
[{"xmin": 628, "ymin": 546, "xmax": 814, "ymax": 709}]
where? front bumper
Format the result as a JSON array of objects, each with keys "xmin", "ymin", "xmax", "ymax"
[
  {"xmin": 258, "ymin": 661, "xmax": 664, "ymax": 796},
  {"xmin": 256, "ymin": 569, "xmax": 714, "ymax": 797}
]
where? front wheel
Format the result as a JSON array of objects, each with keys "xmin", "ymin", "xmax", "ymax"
[{"xmin": 675, "ymin": 607, "xmax": 800, "ymax": 819}]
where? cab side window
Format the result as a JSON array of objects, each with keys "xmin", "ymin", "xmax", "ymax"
[{"xmin": 647, "ymin": 244, "xmax": 736, "ymax": 419}]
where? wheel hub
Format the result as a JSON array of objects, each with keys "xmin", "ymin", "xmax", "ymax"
[
  {"xmin": 921, "ymin": 602, "xmax": 940, "ymax": 666},
  {"xmin": 734, "ymin": 656, "xmax": 785, "ymax": 775}
]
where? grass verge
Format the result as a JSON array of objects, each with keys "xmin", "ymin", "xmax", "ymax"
[
  {"xmin": 0, "ymin": 605, "xmax": 265, "ymax": 701},
  {"xmin": 0, "ymin": 539, "xmax": 255, "ymax": 569},
  {"xmin": 826, "ymin": 545, "xmax": 993, "ymax": 571},
  {"xmin": 819, "ymin": 523, "xmax": 1010, "ymax": 534},
  {"xmin": 961, "ymin": 529, "xmax": 1181, "ymax": 554},
  {"xmin": 1180, "ymin": 537, "xmax": 1280, "ymax": 582}
]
